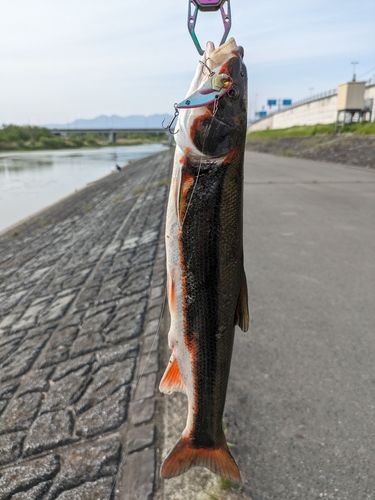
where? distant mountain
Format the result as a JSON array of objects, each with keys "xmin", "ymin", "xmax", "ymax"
[{"xmin": 45, "ymin": 114, "xmax": 173, "ymax": 129}]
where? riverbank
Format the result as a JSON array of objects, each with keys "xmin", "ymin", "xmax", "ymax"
[
  {"xmin": 0, "ymin": 149, "xmax": 173, "ymax": 499},
  {"xmin": 246, "ymin": 133, "xmax": 375, "ymax": 169},
  {"xmin": 0, "ymin": 124, "xmax": 168, "ymax": 152}
]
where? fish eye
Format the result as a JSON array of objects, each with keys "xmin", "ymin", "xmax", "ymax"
[{"xmin": 228, "ymin": 87, "xmax": 239, "ymax": 99}]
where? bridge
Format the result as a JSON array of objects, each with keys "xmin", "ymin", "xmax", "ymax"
[{"xmin": 50, "ymin": 127, "xmax": 172, "ymax": 144}]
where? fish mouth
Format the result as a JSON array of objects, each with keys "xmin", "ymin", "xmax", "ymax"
[
  {"xmin": 175, "ymin": 38, "xmax": 245, "ymax": 158},
  {"xmin": 185, "ymin": 38, "xmax": 242, "ymax": 96}
]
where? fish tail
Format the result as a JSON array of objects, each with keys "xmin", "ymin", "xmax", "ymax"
[{"xmin": 160, "ymin": 436, "xmax": 241, "ymax": 481}]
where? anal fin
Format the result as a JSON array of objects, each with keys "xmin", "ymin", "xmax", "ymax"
[
  {"xmin": 159, "ymin": 355, "xmax": 186, "ymax": 395},
  {"xmin": 235, "ymin": 270, "xmax": 249, "ymax": 332}
]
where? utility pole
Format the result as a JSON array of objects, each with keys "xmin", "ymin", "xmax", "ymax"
[{"xmin": 351, "ymin": 61, "xmax": 358, "ymax": 82}]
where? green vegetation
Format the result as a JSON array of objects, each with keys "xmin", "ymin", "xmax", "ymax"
[
  {"xmin": 112, "ymin": 194, "xmax": 124, "ymax": 203},
  {"xmin": 248, "ymin": 121, "xmax": 375, "ymax": 138},
  {"xmin": 0, "ymin": 124, "xmax": 168, "ymax": 152},
  {"xmin": 205, "ymin": 476, "xmax": 240, "ymax": 500},
  {"xmin": 116, "ymin": 131, "xmax": 168, "ymax": 145},
  {"xmin": 218, "ymin": 477, "xmax": 236, "ymax": 491},
  {"xmin": 133, "ymin": 178, "xmax": 170, "ymax": 196},
  {"xmin": 279, "ymin": 149, "xmax": 295, "ymax": 157},
  {"xmin": 339, "ymin": 121, "xmax": 375, "ymax": 134}
]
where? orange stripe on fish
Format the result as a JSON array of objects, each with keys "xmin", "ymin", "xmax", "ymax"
[
  {"xmin": 167, "ymin": 274, "xmax": 177, "ymax": 313},
  {"xmin": 224, "ymin": 147, "xmax": 238, "ymax": 164},
  {"xmin": 178, "ymin": 171, "xmax": 195, "ymax": 221},
  {"xmin": 190, "ymin": 110, "xmax": 211, "ymax": 142},
  {"xmin": 219, "ymin": 61, "xmax": 230, "ymax": 75}
]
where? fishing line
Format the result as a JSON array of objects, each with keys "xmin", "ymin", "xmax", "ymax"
[{"xmin": 138, "ymin": 290, "xmax": 167, "ymax": 384}]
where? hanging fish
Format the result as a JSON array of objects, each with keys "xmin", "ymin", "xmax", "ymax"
[{"xmin": 160, "ymin": 37, "xmax": 249, "ymax": 481}]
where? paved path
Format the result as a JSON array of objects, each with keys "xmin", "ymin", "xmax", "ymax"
[
  {"xmin": 228, "ymin": 153, "xmax": 375, "ymax": 499},
  {"xmin": 0, "ymin": 149, "xmax": 173, "ymax": 500}
]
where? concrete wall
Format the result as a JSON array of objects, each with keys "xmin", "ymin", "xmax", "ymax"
[{"xmin": 249, "ymin": 84, "xmax": 375, "ymax": 132}]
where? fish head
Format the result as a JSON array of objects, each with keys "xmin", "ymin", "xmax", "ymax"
[{"xmin": 176, "ymin": 38, "xmax": 247, "ymax": 159}]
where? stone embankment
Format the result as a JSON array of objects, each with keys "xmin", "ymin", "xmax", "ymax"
[
  {"xmin": 246, "ymin": 134, "xmax": 375, "ymax": 169},
  {"xmin": 0, "ymin": 149, "xmax": 173, "ymax": 499}
]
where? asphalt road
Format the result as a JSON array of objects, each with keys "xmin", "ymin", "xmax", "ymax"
[{"xmin": 225, "ymin": 152, "xmax": 375, "ymax": 499}]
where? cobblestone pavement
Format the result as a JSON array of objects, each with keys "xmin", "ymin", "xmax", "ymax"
[{"xmin": 0, "ymin": 149, "xmax": 173, "ymax": 500}]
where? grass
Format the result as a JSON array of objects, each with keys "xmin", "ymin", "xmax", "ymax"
[
  {"xmin": 279, "ymin": 149, "xmax": 295, "ymax": 157},
  {"xmin": 205, "ymin": 476, "xmax": 241, "ymax": 500},
  {"xmin": 133, "ymin": 178, "xmax": 170, "ymax": 195},
  {"xmin": 218, "ymin": 477, "xmax": 237, "ymax": 491},
  {"xmin": 133, "ymin": 185, "xmax": 146, "ymax": 195},
  {"xmin": 0, "ymin": 124, "xmax": 168, "ymax": 152},
  {"xmin": 247, "ymin": 121, "xmax": 375, "ymax": 138}
]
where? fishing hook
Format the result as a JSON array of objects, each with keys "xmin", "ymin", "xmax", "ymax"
[
  {"xmin": 162, "ymin": 104, "xmax": 179, "ymax": 135},
  {"xmin": 199, "ymin": 60, "xmax": 215, "ymax": 78}
]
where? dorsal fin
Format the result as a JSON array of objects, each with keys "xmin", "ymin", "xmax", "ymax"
[
  {"xmin": 159, "ymin": 356, "xmax": 186, "ymax": 395},
  {"xmin": 235, "ymin": 270, "xmax": 249, "ymax": 332}
]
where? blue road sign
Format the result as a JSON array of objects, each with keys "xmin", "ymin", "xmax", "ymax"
[
  {"xmin": 282, "ymin": 99, "xmax": 292, "ymax": 106},
  {"xmin": 267, "ymin": 99, "xmax": 277, "ymax": 106}
]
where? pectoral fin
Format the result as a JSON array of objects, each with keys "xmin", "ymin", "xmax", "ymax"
[{"xmin": 235, "ymin": 271, "xmax": 249, "ymax": 332}]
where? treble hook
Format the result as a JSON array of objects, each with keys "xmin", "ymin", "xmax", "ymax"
[
  {"xmin": 162, "ymin": 104, "xmax": 179, "ymax": 135},
  {"xmin": 199, "ymin": 60, "xmax": 215, "ymax": 77}
]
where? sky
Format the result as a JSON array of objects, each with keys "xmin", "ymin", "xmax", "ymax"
[{"xmin": 1, "ymin": 0, "xmax": 374, "ymax": 125}]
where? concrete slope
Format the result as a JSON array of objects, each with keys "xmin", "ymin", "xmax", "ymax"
[{"xmin": 0, "ymin": 149, "xmax": 173, "ymax": 500}]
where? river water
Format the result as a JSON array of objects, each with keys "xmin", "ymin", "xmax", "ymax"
[{"xmin": 0, "ymin": 143, "xmax": 168, "ymax": 233}]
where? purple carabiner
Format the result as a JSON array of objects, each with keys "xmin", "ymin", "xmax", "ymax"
[{"xmin": 188, "ymin": 0, "xmax": 231, "ymax": 55}]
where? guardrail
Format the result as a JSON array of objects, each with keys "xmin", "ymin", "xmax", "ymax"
[{"xmin": 252, "ymin": 82, "xmax": 375, "ymax": 125}]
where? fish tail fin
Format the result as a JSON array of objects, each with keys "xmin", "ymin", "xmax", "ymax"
[{"xmin": 160, "ymin": 436, "xmax": 241, "ymax": 481}]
